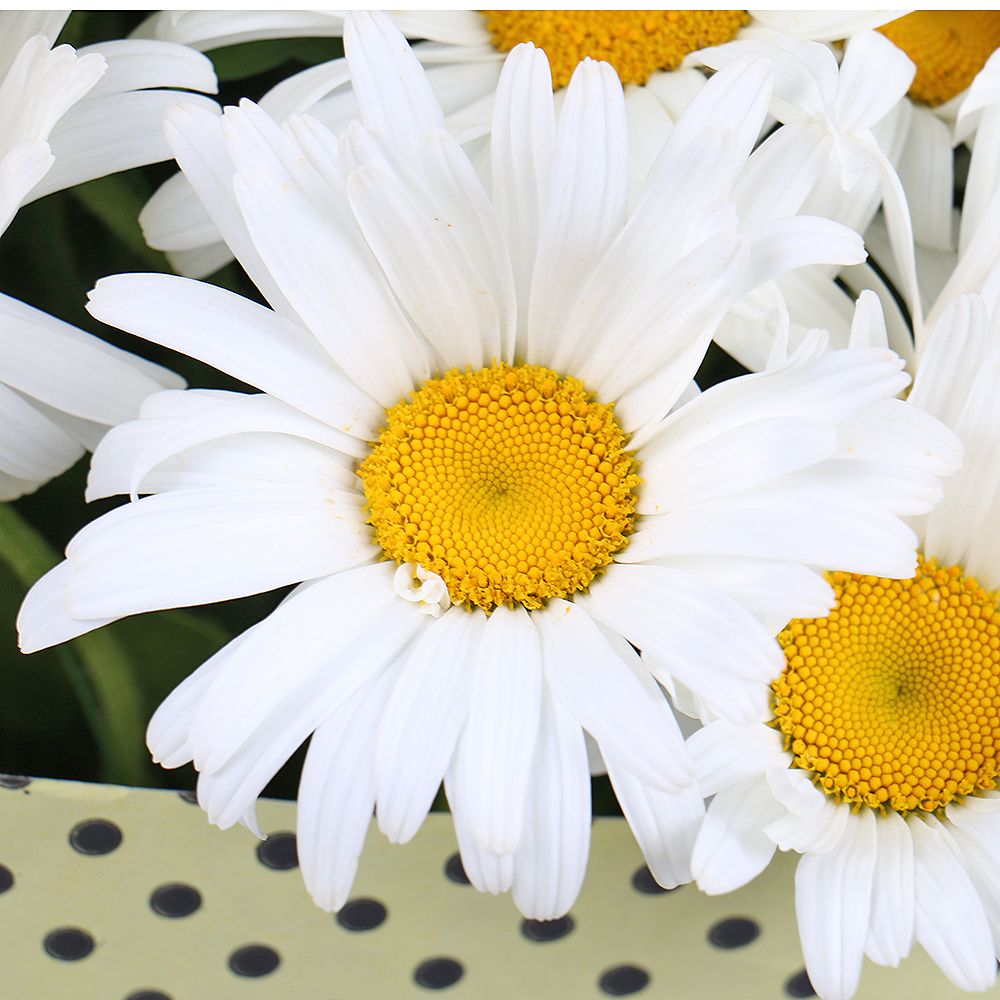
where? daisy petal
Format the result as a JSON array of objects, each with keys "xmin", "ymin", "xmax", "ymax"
[
  {"xmin": 187, "ymin": 564, "xmax": 414, "ymax": 773},
  {"xmin": 577, "ymin": 564, "xmax": 784, "ymax": 723},
  {"xmin": 375, "ymin": 606, "xmax": 485, "ymax": 844},
  {"xmin": 297, "ymin": 668, "xmax": 396, "ymax": 912},
  {"xmin": 795, "ymin": 808, "xmax": 876, "ymax": 1000},
  {"xmin": 691, "ymin": 778, "xmax": 782, "ymax": 894},
  {"xmin": 63, "ymin": 486, "xmax": 377, "ymax": 620},
  {"xmin": 511, "ymin": 690, "xmax": 590, "ymax": 919},
  {"xmin": 865, "ymin": 811, "xmax": 915, "ymax": 966},
  {"xmin": 605, "ymin": 759, "xmax": 703, "ymax": 890},
  {"xmin": 192, "ymin": 578, "xmax": 422, "ymax": 832},
  {"xmin": 910, "ymin": 815, "xmax": 998, "ymax": 992},
  {"xmin": 527, "ymin": 58, "xmax": 627, "ymax": 365},
  {"xmin": 537, "ymin": 599, "xmax": 694, "ymax": 792},
  {"xmin": 451, "ymin": 605, "xmax": 542, "ymax": 854},
  {"xmin": 343, "ymin": 12, "xmax": 444, "ymax": 155},
  {"xmin": 490, "ymin": 43, "xmax": 554, "ymax": 360},
  {"xmin": 17, "ymin": 561, "xmax": 118, "ymax": 655},
  {"xmin": 87, "ymin": 273, "xmax": 380, "ymax": 435}
]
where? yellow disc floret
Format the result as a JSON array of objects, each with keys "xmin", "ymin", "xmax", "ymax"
[
  {"xmin": 879, "ymin": 11, "xmax": 1000, "ymax": 106},
  {"xmin": 773, "ymin": 557, "xmax": 1000, "ymax": 815},
  {"xmin": 483, "ymin": 10, "xmax": 749, "ymax": 90},
  {"xmin": 359, "ymin": 364, "xmax": 639, "ymax": 612}
]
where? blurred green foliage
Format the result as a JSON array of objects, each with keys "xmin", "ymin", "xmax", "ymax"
[{"xmin": 0, "ymin": 11, "xmax": 739, "ymax": 808}]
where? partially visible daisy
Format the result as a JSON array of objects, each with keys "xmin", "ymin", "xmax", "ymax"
[
  {"xmin": 20, "ymin": 15, "xmax": 958, "ymax": 917},
  {"xmin": 0, "ymin": 11, "xmax": 219, "ymax": 498},
  {"xmin": 134, "ymin": 8, "xmax": 895, "ymax": 278},
  {"xmin": 689, "ymin": 292, "xmax": 1000, "ymax": 999}
]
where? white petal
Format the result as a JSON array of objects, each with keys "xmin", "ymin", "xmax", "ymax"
[
  {"xmin": 621, "ymin": 481, "xmax": 918, "ymax": 580},
  {"xmin": 30, "ymin": 90, "xmax": 219, "ymax": 201},
  {"xmin": 657, "ymin": 554, "xmax": 834, "ymax": 627},
  {"xmin": 536, "ymin": 599, "xmax": 694, "ymax": 792},
  {"xmin": 490, "ymin": 43, "xmax": 554, "ymax": 361},
  {"xmin": 578, "ymin": 563, "xmax": 785, "ymax": 723},
  {"xmin": 910, "ymin": 814, "xmax": 998, "ymax": 992},
  {"xmin": 345, "ymin": 149, "xmax": 499, "ymax": 370},
  {"xmin": 192, "ymin": 576, "xmax": 423, "ymax": 832},
  {"xmin": 895, "ymin": 104, "xmax": 953, "ymax": 252},
  {"xmin": 343, "ymin": 12, "xmax": 444, "ymax": 156},
  {"xmin": 526, "ymin": 58, "xmax": 627, "ymax": 365},
  {"xmin": 161, "ymin": 102, "xmax": 297, "ymax": 320},
  {"xmin": 121, "ymin": 392, "xmax": 364, "ymax": 499},
  {"xmin": 375, "ymin": 606, "xmax": 484, "ymax": 844},
  {"xmin": 511, "ymin": 689, "xmax": 591, "ymax": 919},
  {"xmin": 297, "ymin": 667, "xmax": 395, "ymax": 911},
  {"xmin": 795, "ymin": 809, "xmax": 876, "ymax": 1000},
  {"xmin": 17, "ymin": 561, "xmax": 118, "ymax": 654},
  {"xmin": 232, "ymin": 145, "xmax": 432, "ymax": 407},
  {"xmin": 834, "ymin": 31, "xmax": 914, "ymax": 133},
  {"xmin": 450, "ymin": 605, "xmax": 541, "ymax": 854},
  {"xmin": 638, "ymin": 415, "xmax": 836, "ymax": 515},
  {"xmin": 0, "ymin": 291, "xmax": 179, "ymax": 424},
  {"xmin": 691, "ymin": 778, "xmax": 782, "ymax": 894},
  {"xmin": 64, "ymin": 486, "xmax": 377, "ymax": 619},
  {"xmin": 445, "ymin": 764, "xmax": 514, "ymax": 897},
  {"xmin": 865, "ymin": 811, "xmax": 915, "ymax": 966},
  {"xmin": 185, "ymin": 565, "xmax": 409, "ymax": 772},
  {"xmin": 0, "ymin": 382, "xmax": 82, "ymax": 483},
  {"xmin": 687, "ymin": 720, "xmax": 786, "ymax": 797},
  {"xmin": 78, "ymin": 38, "xmax": 217, "ymax": 98},
  {"xmin": 605, "ymin": 759, "xmax": 703, "ymax": 890},
  {"xmin": 87, "ymin": 274, "xmax": 379, "ymax": 436}
]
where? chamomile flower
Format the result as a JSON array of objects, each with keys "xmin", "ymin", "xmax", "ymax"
[
  {"xmin": 0, "ymin": 12, "xmax": 218, "ymax": 498},
  {"xmin": 19, "ymin": 14, "xmax": 957, "ymax": 916},
  {"xmin": 689, "ymin": 293, "xmax": 1000, "ymax": 999},
  {"xmin": 134, "ymin": 8, "xmax": 894, "ymax": 279}
]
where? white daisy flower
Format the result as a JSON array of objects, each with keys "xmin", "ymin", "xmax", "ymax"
[
  {"xmin": 0, "ymin": 11, "xmax": 219, "ymax": 499},
  {"xmin": 133, "ymin": 8, "xmax": 894, "ymax": 279},
  {"xmin": 19, "ymin": 14, "xmax": 958, "ymax": 916},
  {"xmin": 689, "ymin": 292, "xmax": 1000, "ymax": 999}
]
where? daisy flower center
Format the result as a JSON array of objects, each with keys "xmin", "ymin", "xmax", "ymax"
[
  {"xmin": 878, "ymin": 11, "xmax": 1000, "ymax": 106},
  {"xmin": 772, "ymin": 556, "xmax": 1000, "ymax": 815},
  {"xmin": 482, "ymin": 10, "xmax": 750, "ymax": 90},
  {"xmin": 358, "ymin": 364, "xmax": 639, "ymax": 612}
]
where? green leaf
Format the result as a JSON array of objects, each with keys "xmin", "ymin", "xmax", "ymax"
[
  {"xmin": 0, "ymin": 505, "xmax": 230, "ymax": 786},
  {"xmin": 211, "ymin": 38, "xmax": 316, "ymax": 80},
  {"xmin": 69, "ymin": 174, "xmax": 167, "ymax": 270}
]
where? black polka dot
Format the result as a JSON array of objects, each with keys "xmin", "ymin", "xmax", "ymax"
[
  {"xmin": 443, "ymin": 852, "xmax": 469, "ymax": 884},
  {"xmin": 0, "ymin": 774, "xmax": 30, "ymax": 790},
  {"xmin": 177, "ymin": 790, "xmax": 197, "ymax": 804},
  {"xmin": 69, "ymin": 818, "xmax": 122, "ymax": 856},
  {"xmin": 229, "ymin": 944, "xmax": 280, "ymax": 977},
  {"xmin": 126, "ymin": 992, "xmax": 173, "ymax": 1000},
  {"xmin": 599, "ymin": 964, "xmax": 650, "ymax": 995},
  {"xmin": 785, "ymin": 969, "xmax": 816, "ymax": 997},
  {"xmin": 0, "ymin": 865, "xmax": 12, "ymax": 894},
  {"xmin": 256, "ymin": 831, "xmax": 298, "ymax": 870},
  {"xmin": 337, "ymin": 897, "xmax": 387, "ymax": 931},
  {"xmin": 150, "ymin": 883, "xmax": 202, "ymax": 918},
  {"xmin": 44, "ymin": 927, "xmax": 94, "ymax": 961},
  {"xmin": 708, "ymin": 916, "xmax": 760, "ymax": 949},
  {"xmin": 521, "ymin": 915, "xmax": 575, "ymax": 942},
  {"xmin": 414, "ymin": 957, "xmax": 464, "ymax": 990},
  {"xmin": 630, "ymin": 865, "xmax": 674, "ymax": 895}
]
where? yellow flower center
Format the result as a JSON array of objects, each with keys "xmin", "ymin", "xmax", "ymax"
[
  {"xmin": 482, "ymin": 10, "xmax": 749, "ymax": 90},
  {"xmin": 879, "ymin": 11, "xmax": 1000, "ymax": 106},
  {"xmin": 773, "ymin": 557, "xmax": 1000, "ymax": 815},
  {"xmin": 358, "ymin": 364, "xmax": 639, "ymax": 612}
]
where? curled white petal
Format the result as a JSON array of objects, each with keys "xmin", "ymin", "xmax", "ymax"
[{"xmin": 393, "ymin": 562, "xmax": 451, "ymax": 617}]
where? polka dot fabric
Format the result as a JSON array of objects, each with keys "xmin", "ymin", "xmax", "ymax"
[{"xmin": 0, "ymin": 776, "xmax": 988, "ymax": 998}]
